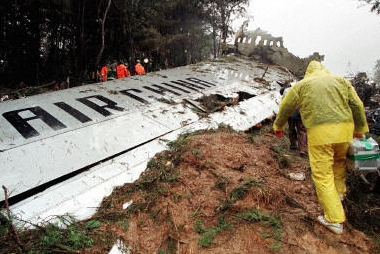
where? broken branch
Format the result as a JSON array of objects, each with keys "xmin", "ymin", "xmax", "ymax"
[{"xmin": 2, "ymin": 185, "xmax": 24, "ymax": 252}]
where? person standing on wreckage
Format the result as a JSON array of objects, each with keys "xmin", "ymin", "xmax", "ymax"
[{"xmin": 273, "ymin": 60, "xmax": 369, "ymax": 234}]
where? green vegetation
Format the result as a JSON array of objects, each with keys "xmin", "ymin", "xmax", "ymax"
[
  {"xmin": 192, "ymin": 149, "xmax": 202, "ymax": 157},
  {"xmin": 173, "ymin": 193, "xmax": 181, "ymax": 203},
  {"xmin": 85, "ymin": 220, "xmax": 101, "ymax": 229},
  {"xmin": 216, "ymin": 178, "xmax": 262, "ymax": 213},
  {"xmin": 237, "ymin": 208, "xmax": 283, "ymax": 251},
  {"xmin": 196, "ymin": 218, "xmax": 232, "ymax": 247},
  {"xmin": 118, "ymin": 218, "xmax": 130, "ymax": 231},
  {"xmin": 24, "ymin": 215, "xmax": 98, "ymax": 254}
]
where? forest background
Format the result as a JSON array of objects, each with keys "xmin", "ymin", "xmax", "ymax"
[{"xmin": 0, "ymin": 0, "xmax": 248, "ymax": 89}]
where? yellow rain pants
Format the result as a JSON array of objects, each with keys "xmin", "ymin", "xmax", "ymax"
[
  {"xmin": 309, "ymin": 142, "xmax": 350, "ymax": 223},
  {"xmin": 273, "ymin": 61, "xmax": 369, "ymax": 224}
]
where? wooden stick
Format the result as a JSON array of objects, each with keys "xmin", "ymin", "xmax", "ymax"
[
  {"xmin": 261, "ymin": 64, "xmax": 269, "ymax": 79},
  {"xmin": 2, "ymin": 185, "xmax": 24, "ymax": 252}
]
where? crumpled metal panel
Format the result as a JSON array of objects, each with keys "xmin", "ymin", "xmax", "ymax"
[{"xmin": 1, "ymin": 56, "xmax": 293, "ymax": 224}]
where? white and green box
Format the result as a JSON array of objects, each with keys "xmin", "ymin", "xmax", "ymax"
[{"xmin": 347, "ymin": 137, "xmax": 380, "ymax": 172}]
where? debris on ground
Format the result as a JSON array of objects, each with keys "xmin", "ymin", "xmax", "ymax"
[
  {"xmin": 185, "ymin": 92, "xmax": 256, "ymax": 115},
  {"xmin": 1, "ymin": 123, "xmax": 378, "ymax": 253},
  {"xmin": 351, "ymin": 72, "xmax": 379, "ymax": 109},
  {"xmin": 367, "ymin": 108, "xmax": 380, "ymax": 135},
  {"xmin": 196, "ymin": 94, "xmax": 239, "ymax": 113},
  {"xmin": 288, "ymin": 172, "xmax": 306, "ymax": 181},
  {"xmin": 253, "ymin": 77, "xmax": 270, "ymax": 85}
]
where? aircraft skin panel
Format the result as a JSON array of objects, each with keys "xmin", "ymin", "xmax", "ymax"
[
  {"xmin": 0, "ymin": 57, "xmax": 293, "ymax": 224},
  {"xmin": 9, "ymin": 90, "xmax": 281, "ymax": 226},
  {"xmin": 1, "ymin": 112, "xmax": 172, "ymax": 199}
]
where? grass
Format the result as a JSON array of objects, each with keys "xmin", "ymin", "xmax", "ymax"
[
  {"xmin": 215, "ymin": 178, "xmax": 229, "ymax": 192},
  {"xmin": 117, "ymin": 218, "xmax": 130, "ymax": 231},
  {"xmin": 135, "ymin": 155, "xmax": 180, "ymax": 194},
  {"xmin": 26, "ymin": 215, "xmax": 98, "ymax": 254},
  {"xmin": 173, "ymin": 193, "xmax": 181, "ymax": 203},
  {"xmin": 216, "ymin": 178, "xmax": 262, "ymax": 213},
  {"xmin": 192, "ymin": 149, "xmax": 202, "ymax": 157},
  {"xmin": 183, "ymin": 193, "xmax": 193, "ymax": 199},
  {"xmin": 237, "ymin": 208, "xmax": 283, "ymax": 251},
  {"xmin": 167, "ymin": 133, "xmax": 192, "ymax": 164},
  {"xmin": 230, "ymin": 179, "xmax": 262, "ymax": 200},
  {"xmin": 196, "ymin": 218, "xmax": 232, "ymax": 247},
  {"xmin": 370, "ymin": 232, "xmax": 380, "ymax": 253},
  {"xmin": 194, "ymin": 219, "xmax": 205, "ymax": 234},
  {"xmin": 85, "ymin": 220, "xmax": 101, "ymax": 229}
]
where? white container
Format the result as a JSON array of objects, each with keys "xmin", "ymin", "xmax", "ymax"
[{"xmin": 347, "ymin": 137, "xmax": 380, "ymax": 172}]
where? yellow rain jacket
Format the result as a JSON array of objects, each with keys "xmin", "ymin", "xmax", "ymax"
[
  {"xmin": 273, "ymin": 61, "xmax": 368, "ymax": 146},
  {"xmin": 273, "ymin": 61, "xmax": 369, "ymax": 224}
]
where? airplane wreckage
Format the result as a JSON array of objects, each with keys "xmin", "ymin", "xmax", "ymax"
[{"xmin": 0, "ymin": 26, "xmax": 323, "ymax": 228}]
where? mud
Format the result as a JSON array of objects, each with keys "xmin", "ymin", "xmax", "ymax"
[{"xmin": 83, "ymin": 124, "xmax": 375, "ymax": 254}]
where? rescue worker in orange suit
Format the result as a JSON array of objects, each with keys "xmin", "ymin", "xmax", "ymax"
[
  {"xmin": 100, "ymin": 62, "xmax": 109, "ymax": 82},
  {"xmin": 273, "ymin": 61, "xmax": 368, "ymax": 235},
  {"xmin": 135, "ymin": 60, "xmax": 146, "ymax": 75},
  {"xmin": 117, "ymin": 61, "xmax": 130, "ymax": 79}
]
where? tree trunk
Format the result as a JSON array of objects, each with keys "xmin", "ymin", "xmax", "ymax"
[
  {"xmin": 30, "ymin": 0, "xmax": 41, "ymax": 85},
  {"xmin": 78, "ymin": 0, "xmax": 86, "ymax": 73},
  {"xmin": 95, "ymin": 0, "xmax": 112, "ymax": 67},
  {"xmin": 212, "ymin": 25, "xmax": 217, "ymax": 59}
]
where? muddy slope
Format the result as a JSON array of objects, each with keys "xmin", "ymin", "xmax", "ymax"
[{"xmin": 83, "ymin": 124, "xmax": 374, "ymax": 254}]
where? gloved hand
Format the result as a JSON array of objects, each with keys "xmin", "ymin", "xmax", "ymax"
[
  {"xmin": 353, "ymin": 133, "xmax": 365, "ymax": 138},
  {"xmin": 275, "ymin": 130, "xmax": 284, "ymax": 138}
]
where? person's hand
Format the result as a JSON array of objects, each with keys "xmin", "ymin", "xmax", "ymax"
[
  {"xmin": 353, "ymin": 133, "xmax": 365, "ymax": 138},
  {"xmin": 275, "ymin": 130, "xmax": 284, "ymax": 138}
]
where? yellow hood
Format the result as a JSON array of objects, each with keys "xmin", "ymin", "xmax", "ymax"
[{"xmin": 304, "ymin": 60, "xmax": 330, "ymax": 78}]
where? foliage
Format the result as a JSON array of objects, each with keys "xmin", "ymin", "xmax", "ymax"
[
  {"xmin": 216, "ymin": 178, "xmax": 262, "ymax": 213},
  {"xmin": 85, "ymin": 220, "xmax": 101, "ymax": 229},
  {"xmin": 204, "ymin": 0, "xmax": 249, "ymax": 57},
  {"xmin": 22, "ymin": 215, "xmax": 96, "ymax": 253},
  {"xmin": 360, "ymin": 0, "xmax": 380, "ymax": 14},
  {"xmin": 237, "ymin": 208, "xmax": 283, "ymax": 251},
  {"xmin": 196, "ymin": 217, "xmax": 232, "ymax": 247}
]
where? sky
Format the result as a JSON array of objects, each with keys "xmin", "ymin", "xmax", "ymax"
[{"xmin": 232, "ymin": 0, "xmax": 380, "ymax": 77}]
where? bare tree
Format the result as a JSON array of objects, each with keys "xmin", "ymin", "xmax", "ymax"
[{"xmin": 96, "ymin": 0, "xmax": 112, "ymax": 67}]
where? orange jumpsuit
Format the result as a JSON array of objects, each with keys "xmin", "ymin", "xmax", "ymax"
[
  {"xmin": 117, "ymin": 64, "xmax": 131, "ymax": 78},
  {"xmin": 101, "ymin": 66, "xmax": 108, "ymax": 82},
  {"xmin": 135, "ymin": 63, "xmax": 146, "ymax": 75}
]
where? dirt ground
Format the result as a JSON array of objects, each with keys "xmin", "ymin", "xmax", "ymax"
[{"xmin": 80, "ymin": 123, "xmax": 376, "ymax": 254}]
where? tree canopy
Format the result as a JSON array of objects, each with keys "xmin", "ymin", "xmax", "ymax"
[
  {"xmin": 360, "ymin": 0, "xmax": 380, "ymax": 14},
  {"xmin": 0, "ymin": 0, "xmax": 248, "ymax": 89}
]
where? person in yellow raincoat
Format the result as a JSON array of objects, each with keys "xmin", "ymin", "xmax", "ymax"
[{"xmin": 273, "ymin": 61, "xmax": 368, "ymax": 234}]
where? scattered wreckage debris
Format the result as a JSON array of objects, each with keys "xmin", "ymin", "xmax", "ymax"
[
  {"xmin": 184, "ymin": 92, "xmax": 256, "ymax": 114},
  {"xmin": 253, "ymin": 77, "xmax": 269, "ymax": 85},
  {"xmin": 351, "ymin": 72, "xmax": 378, "ymax": 108},
  {"xmin": 196, "ymin": 94, "xmax": 238, "ymax": 113},
  {"xmin": 367, "ymin": 108, "xmax": 380, "ymax": 135},
  {"xmin": 230, "ymin": 20, "xmax": 324, "ymax": 78}
]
